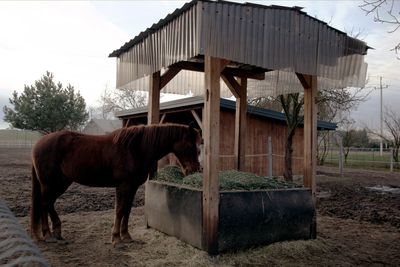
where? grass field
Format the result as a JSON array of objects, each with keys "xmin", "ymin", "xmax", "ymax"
[{"xmin": 323, "ymin": 148, "xmax": 399, "ymax": 171}]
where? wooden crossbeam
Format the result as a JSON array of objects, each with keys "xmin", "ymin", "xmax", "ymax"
[{"xmin": 172, "ymin": 61, "xmax": 266, "ymax": 80}]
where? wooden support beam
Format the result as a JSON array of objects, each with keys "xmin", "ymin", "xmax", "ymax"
[
  {"xmin": 172, "ymin": 61, "xmax": 266, "ymax": 80},
  {"xmin": 190, "ymin": 110, "xmax": 203, "ymax": 131},
  {"xmin": 148, "ymin": 71, "xmax": 161, "ymax": 125},
  {"xmin": 221, "ymin": 73, "xmax": 242, "ymax": 98},
  {"xmin": 295, "ymin": 72, "xmax": 312, "ymax": 89},
  {"xmin": 160, "ymin": 113, "xmax": 166, "ymax": 124},
  {"xmin": 221, "ymin": 73, "xmax": 247, "ymax": 171},
  {"xmin": 160, "ymin": 67, "xmax": 181, "ymax": 89},
  {"xmin": 148, "ymin": 71, "xmax": 161, "ymax": 179},
  {"xmin": 300, "ymin": 73, "xmax": 317, "ymax": 238},
  {"xmin": 202, "ymin": 56, "xmax": 228, "ymax": 255},
  {"xmin": 234, "ymin": 78, "xmax": 247, "ymax": 171}
]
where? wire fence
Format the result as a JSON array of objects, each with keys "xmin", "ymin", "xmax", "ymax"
[
  {"xmin": 0, "ymin": 130, "xmax": 41, "ymax": 148},
  {"xmin": 0, "ymin": 199, "xmax": 49, "ymax": 267}
]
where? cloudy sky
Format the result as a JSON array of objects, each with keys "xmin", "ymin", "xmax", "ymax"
[{"xmin": 0, "ymin": 0, "xmax": 399, "ymax": 130}]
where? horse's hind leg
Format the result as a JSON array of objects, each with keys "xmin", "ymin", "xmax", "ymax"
[
  {"xmin": 48, "ymin": 204, "xmax": 62, "ymax": 240},
  {"xmin": 48, "ymin": 180, "xmax": 71, "ymax": 241},
  {"xmin": 112, "ymin": 185, "xmax": 136, "ymax": 245},
  {"xmin": 40, "ymin": 189, "xmax": 57, "ymax": 243},
  {"xmin": 41, "ymin": 180, "xmax": 71, "ymax": 242}
]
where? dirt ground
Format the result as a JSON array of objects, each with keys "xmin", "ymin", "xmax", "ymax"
[{"xmin": 1, "ymin": 147, "xmax": 399, "ymax": 266}]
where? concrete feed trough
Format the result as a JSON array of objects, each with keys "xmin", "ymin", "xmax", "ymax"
[{"xmin": 145, "ymin": 180, "xmax": 315, "ymax": 252}]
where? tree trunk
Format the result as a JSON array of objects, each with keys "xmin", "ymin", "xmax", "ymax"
[{"xmin": 284, "ymin": 128, "xmax": 295, "ymax": 181}]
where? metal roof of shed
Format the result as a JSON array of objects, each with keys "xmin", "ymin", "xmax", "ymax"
[
  {"xmin": 110, "ymin": 0, "xmax": 369, "ymax": 98},
  {"xmin": 115, "ymin": 96, "xmax": 337, "ymax": 130}
]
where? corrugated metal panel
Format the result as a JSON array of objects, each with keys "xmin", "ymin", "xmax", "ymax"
[{"xmin": 112, "ymin": 0, "xmax": 369, "ymax": 97}]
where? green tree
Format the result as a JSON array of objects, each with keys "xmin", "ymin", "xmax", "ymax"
[{"xmin": 3, "ymin": 71, "xmax": 89, "ymax": 134}]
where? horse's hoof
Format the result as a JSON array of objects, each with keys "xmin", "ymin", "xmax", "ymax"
[
  {"xmin": 44, "ymin": 236, "xmax": 58, "ymax": 243},
  {"xmin": 57, "ymin": 238, "xmax": 69, "ymax": 245},
  {"xmin": 121, "ymin": 238, "xmax": 133, "ymax": 243}
]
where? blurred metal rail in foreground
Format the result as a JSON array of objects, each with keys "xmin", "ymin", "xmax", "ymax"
[{"xmin": 0, "ymin": 199, "xmax": 49, "ymax": 267}]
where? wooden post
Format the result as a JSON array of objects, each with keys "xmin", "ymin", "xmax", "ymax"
[
  {"xmin": 302, "ymin": 74, "xmax": 317, "ymax": 239},
  {"xmin": 202, "ymin": 56, "xmax": 228, "ymax": 255},
  {"xmin": 221, "ymin": 74, "xmax": 247, "ymax": 171},
  {"xmin": 148, "ymin": 71, "xmax": 161, "ymax": 125},
  {"xmin": 235, "ymin": 78, "xmax": 247, "ymax": 171},
  {"xmin": 148, "ymin": 71, "xmax": 161, "ymax": 179},
  {"xmin": 268, "ymin": 136, "xmax": 273, "ymax": 177}
]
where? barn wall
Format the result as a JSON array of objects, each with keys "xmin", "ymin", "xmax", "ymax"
[
  {"xmin": 122, "ymin": 108, "xmax": 305, "ymax": 177},
  {"xmin": 218, "ymin": 110, "xmax": 304, "ymax": 177}
]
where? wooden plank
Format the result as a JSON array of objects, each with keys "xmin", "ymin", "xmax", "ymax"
[
  {"xmin": 160, "ymin": 67, "xmax": 181, "ymax": 89},
  {"xmin": 301, "ymin": 74, "xmax": 317, "ymax": 238},
  {"xmin": 148, "ymin": 71, "xmax": 161, "ymax": 124},
  {"xmin": 202, "ymin": 56, "xmax": 228, "ymax": 255},
  {"xmin": 190, "ymin": 110, "xmax": 203, "ymax": 131}
]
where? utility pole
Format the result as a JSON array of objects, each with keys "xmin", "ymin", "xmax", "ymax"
[{"xmin": 376, "ymin": 77, "xmax": 388, "ymax": 156}]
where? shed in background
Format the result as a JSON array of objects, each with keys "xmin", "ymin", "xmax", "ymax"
[
  {"xmin": 82, "ymin": 119, "xmax": 122, "ymax": 135},
  {"xmin": 116, "ymin": 96, "xmax": 336, "ymax": 177}
]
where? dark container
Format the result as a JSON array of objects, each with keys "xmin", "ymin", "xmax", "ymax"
[{"xmin": 145, "ymin": 180, "xmax": 315, "ymax": 252}]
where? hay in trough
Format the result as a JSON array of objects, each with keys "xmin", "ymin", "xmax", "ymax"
[{"xmin": 155, "ymin": 166, "xmax": 301, "ymax": 190}]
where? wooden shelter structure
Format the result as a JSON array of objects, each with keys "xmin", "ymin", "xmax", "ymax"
[{"xmin": 110, "ymin": 0, "xmax": 369, "ymax": 254}]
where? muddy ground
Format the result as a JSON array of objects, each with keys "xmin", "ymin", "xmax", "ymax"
[{"xmin": 1, "ymin": 147, "xmax": 399, "ymax": 266}]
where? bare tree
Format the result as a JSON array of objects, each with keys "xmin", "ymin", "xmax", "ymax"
[
  {"xmin": 360, "ymin": 0, "xmax": 400, "ymax": 58},
  {"xmin": 250, "ymin": 86, "xmax": 369, "ymax": 181},
  {"xmin": 368, "ymin": 107, "xmax": 400, "ymax": 165},
  {"xmin": 94, "ymin": 88, "xmax": 147, "ymax": 119}
]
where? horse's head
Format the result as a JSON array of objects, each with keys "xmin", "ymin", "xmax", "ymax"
[{"xmin": 172, "ymin": 123, "xmax": 202, "ymax": 176}]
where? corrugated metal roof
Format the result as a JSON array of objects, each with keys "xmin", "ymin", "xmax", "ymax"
[
  {"xmin": 110, "ymin": 1, "xmax": 361, "ymax": 58},
  {"xmin": 110, "ymin": 0, "xmax": 369, "ymax": 97},
  {"xmin": 115, "ymin": 96, "xmax": 336, "ymax": 130}
]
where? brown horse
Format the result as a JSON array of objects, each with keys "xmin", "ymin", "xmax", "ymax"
[{"xmin": 30, "ymin": 123, "xmax": 202, "ymax": 245}]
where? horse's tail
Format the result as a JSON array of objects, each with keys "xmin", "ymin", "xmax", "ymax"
[{"xmin": 30, "ymin": 165, "xmax": 41, "ymax": 240}]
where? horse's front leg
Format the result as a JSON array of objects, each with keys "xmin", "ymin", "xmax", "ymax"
[
  {"xmin": 112, "ymin": 185, "xmax": 135, "ymax": 246},
  {"xmin": 120, "ymin": 185, "xmax": 139, "ymax": 242}
]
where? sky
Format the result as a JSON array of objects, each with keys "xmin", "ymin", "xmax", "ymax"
[{"xmin": 0, "ymin": 0, "xmax": 399, "ymax": 130}]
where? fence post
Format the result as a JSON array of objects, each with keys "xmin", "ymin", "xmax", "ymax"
[
  {"xmin": 268, "ymin": 136, "xmax": 272, "ymax": 177},
  {"xmin": 390, "ymin": 147, "xmax": 393, "ymax": 172},
  {"xmin": 338, "ymin": 136, "xmax": 344, "ymax": 177}
]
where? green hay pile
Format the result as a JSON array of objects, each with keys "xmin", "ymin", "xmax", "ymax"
[{"xmin": 155, "ymin": 165, "xmax": 301, "ymax": 191}]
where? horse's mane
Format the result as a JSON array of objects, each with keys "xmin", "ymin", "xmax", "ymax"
[{"xmin": 112, "ymin": 124, "xmax": 189, "ymax": 149}]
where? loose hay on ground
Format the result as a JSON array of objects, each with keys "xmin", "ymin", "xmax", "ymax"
[{"xmin": 155, "ymin": 165, "xmax": 301, "ymax": 190}]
